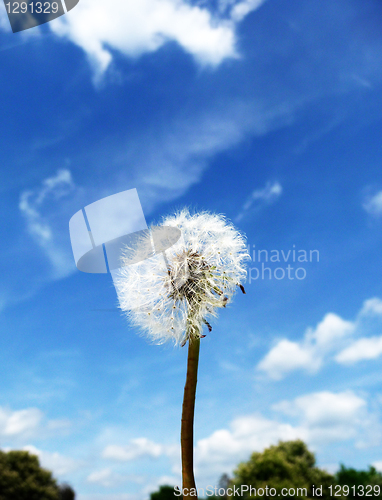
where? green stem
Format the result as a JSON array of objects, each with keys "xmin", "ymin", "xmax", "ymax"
[{"xmin": 181, "ymin": 336, "xmax": 200, "ymax": 498}]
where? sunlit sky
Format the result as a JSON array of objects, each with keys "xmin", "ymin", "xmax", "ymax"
[{"xmin": 1, "ymin": 0, "xmax": 382, "ymax": 498}]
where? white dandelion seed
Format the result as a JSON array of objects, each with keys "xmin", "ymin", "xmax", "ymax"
[{"xmin": 113, "ymin": 209, "xmax": 250, "ymax": 346}]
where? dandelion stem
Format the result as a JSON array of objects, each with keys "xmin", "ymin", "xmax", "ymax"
[{"xmin": 181, "ymin": 336, "xmax": 200, "ymax": 498}]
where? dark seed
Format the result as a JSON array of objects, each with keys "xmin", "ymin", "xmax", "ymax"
[{"xmin": 203, "ymin": 319, "xmax": 212, "ymax": 332}]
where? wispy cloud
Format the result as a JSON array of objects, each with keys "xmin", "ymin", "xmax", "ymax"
[
  {"xmin": 0, "ymin": 405, "xmax": 70, "ymax": 441},
  {"xmin": 0, "ymin": 407, "xmax": 43, "ymax": 438},
  {"xmin": 257, "ymin": 297, "xmax": 382, "ymax": 379},
  {"xmin": 230, "ymin": 0, "xmax": 266, "ymax": 22},
  {"xmin": 235, "ymin": 181, "xmax": 282, "ymax": 221},
  {"xmin": 87, "ymin": 468, "xmax": 129, "ymax": 488},
  {"xmin": 363, "ymin": 190, "xmax": 382, "ymax": 217},
  {"xmin": 19, "ymin": 169, "xmax": 81, "ymax": 279},
  {"xmin": 102, "ymin": 438, "xmax": 162, "ymax": 461},
  {"xmin": 112, "ymin": 104, "xmax": 292, "ymax": 214}
]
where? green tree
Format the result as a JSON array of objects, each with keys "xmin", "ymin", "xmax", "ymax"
[
  {"xmin": 229, "ymin": 440, "xmax": 335, "ymax": 500},
  {"xmin": 0, "ymin": 450, "xmax": 75, "ymax": 500},
  {"xmin": 150, "ymin": 485, "xmax": 179, "ymax": 500},
  {"xmin": 59, "ymin": 483, "xmax": 76, "ymax": 500},
  {"xmin": 335, "ymin": 465, "xmax": 382, "ymax": 499}
]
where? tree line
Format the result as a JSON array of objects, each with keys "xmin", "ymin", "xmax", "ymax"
[
  {"xmin": 1, "ymin": 440, "xmax": 381, "ymax": 500},
  {"xmin": 150, "ymin": 440, "xmax": 382, "ymax": 500}
]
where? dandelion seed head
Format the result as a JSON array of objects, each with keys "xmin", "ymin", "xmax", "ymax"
[{"xmin": 114, "ymin": 209, "xmax": 249, "ymax": 346}]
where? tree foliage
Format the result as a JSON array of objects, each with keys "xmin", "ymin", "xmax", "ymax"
[
  {"xmin": 335, "ymin": 465, "xmax": 382, "ymax": 499},
  {"xmin": 229, "ymin": 440, "xmax": 335, "ymax": 500},
  {"xmin": 58, "ymin": 483, "xmax": 76, "ymax": 500},
  {"xmin": 150, "ymin": 484, "xmax": 179, "ymax": 500},
  {"xmin": 0, "ymin": 450, "xmax": 75, "ymax": 500}
]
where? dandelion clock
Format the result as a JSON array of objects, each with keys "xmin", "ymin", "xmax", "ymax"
[{"xmin": 69, "ymin": 190, "xmax": 250, "ymax": 497}]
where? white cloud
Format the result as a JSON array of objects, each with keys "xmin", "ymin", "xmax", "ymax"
[
  {"xmin": 257, "ymin": 339, "xmax": 317, "ymax": 380},
  {"xmin": 274, "ymin": 391, "xmax": 365, "ymax": 428},
  {"xmin": 335, "ymin": 337, "xmax": 382, "ymax": 364},
  {"xmin": 48, "ymin": 0, "xmax": 266, "ymax": 80},
  {"xmin": 19, "ymin": 169, "xmax": 73, "ymax": 242},
  {"xmin": 273, "ymin": 391, "xmax": 373, "ymax": 445},
  {"xmin": 19, "ymin": 169, "xmax": 80, "ymax": 279},
  {"xmin": 374, "ymin": 461, "xmax": 382, "ymax": 472},
  {"xmin": 258, "ymin": 297, "xmax": 382, "ymax": 379},
  {"xmin": 0, "ymin": 0, "xmax": 267, "ymax": 76},
  {"xmin": 236, "ymin": 181, "xmax": 282, "ymax": 221},
  {"xmin": 360, "ymin": 297, "xmax": 382, "ymax": 316},
  {"xmin": 363, "ymin": 190, "xmax": 382, "ymax": 217},
  {"xmin": 191, "ymin": 390, "xmax": 377, "ymax": 483},
  {"xmin": 102, "ymin": 438, "xmax": 163, "ymax": 461},
  {"xmin": 194, "ymin": 414, "xmax": 302, "ymax": 477},
  {"xmin": 257, "ymin": 313, "xmax": 354, "ymax": 380},
  {"xmin": 309, "ymin": 312, "xmax": 355, "ymax": 347},
  {"xmin": 335, "ymin": 297, "xmax": 382, "ymax": 365},
  {"xmin": 0, "ymin": 406, "xmax": 70, "ymax": 442},
  {"xmin": 0, "ymin": 407, "xmax": 42, "ymax": 438},
  {"xmin": 23, "ymin": 445, "xmax": 78, "ymax": 476},
  {"xmin": 230, "ymin": 0, "xmax": 266, "ymax": 22},
  {"xmin": 87, "ymin": 468, "xmax": 128, "ymax": 488}
]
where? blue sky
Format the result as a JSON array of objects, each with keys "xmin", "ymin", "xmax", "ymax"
[{"xmin": 1, "ymin": 0, "xmax": 382, "ymax": 498}]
